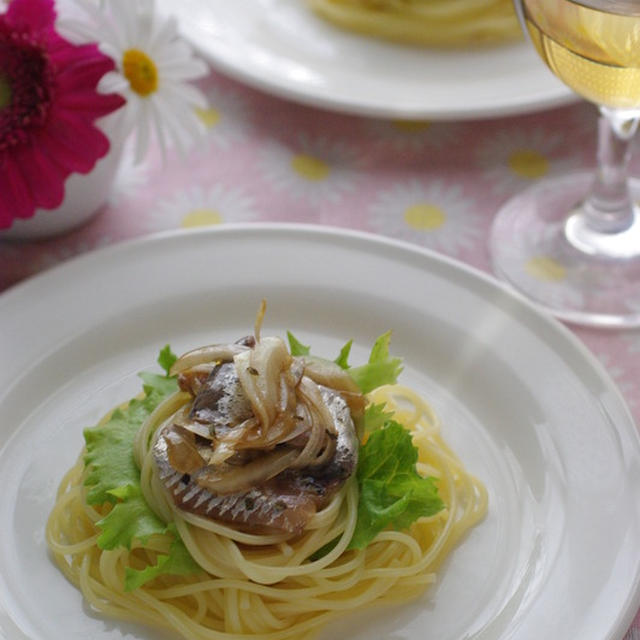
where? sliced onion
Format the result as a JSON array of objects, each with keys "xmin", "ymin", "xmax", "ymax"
[
  {"xmin": 172, "ymin": 406, "xmax": 214, "ymax": 440},
  {"xmin": 166, "ymin": 332, "xmax": 360, "ymax": 497},
  {"xmin": 301, "ymin": 356, "xmax": 361, "ymax": 394},
  {"xmin": 177, "ymin": 364, "xmax": 215, "ymax": 396},
  {"xmin": 195, "ymin": 447, "xmax": 299, "ymax": 495},
  {"xmin": 292, "ymin": 376, "xmax": 336, "ymax": 468},
  {"xmin": 205, "ymin": 417, "xmax": 258, "ymax": 465},
  {"xmin": 234, "ymin": 336, "xmax": 291, "ymax": 429},
  {"xmin": 170, "ymin": 343, "xmax": 250, "ymax": 375},
  {"xmin": 164, "ymin": 425, "xmax": 207, "ymax": 474}
]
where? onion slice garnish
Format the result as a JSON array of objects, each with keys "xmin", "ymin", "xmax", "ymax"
[
  {"xmin": 170, "ymin": 343, "xmax": 250, "ymax": 376},
  {"xmin": 195, "ymin": 447, "xmax": 300, "ymax": 495},
  {"xmin": 162, "ymin": 323, "xmax": 364, "ymax": 507}
]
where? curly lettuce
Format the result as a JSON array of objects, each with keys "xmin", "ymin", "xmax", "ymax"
[{"xmin": 83, "ymin": 346, "xmax": 200, "ymax": 591}]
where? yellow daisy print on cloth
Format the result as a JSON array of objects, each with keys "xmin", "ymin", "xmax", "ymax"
[
  {"xmin": 365, "ymin": 119, "xmax": 461, "ymax": 152},
  {"xmin": 196, "ymin": 85, "xmax": 251, "ymax": 149},
  {"xmin": 524, "ymin": 256, "xmax": 567, "ymax": 282},
  {"xmin": 369, "ymin": 180, "xmax": 482, "ymax": 256},
  {"xmin": 150, "ymin": 185, "xmax": 258, "ymax": 231},
  {"xmin": 495, "ymin": 227, "xmax": 585, "ymax": 309},
  {"xmin": 260, "ymin": 134, "xmax": 362, "ymax": 207},
  {"xmin": 477, "ymin": 128, "xmax": 575, "ymax": 194}
]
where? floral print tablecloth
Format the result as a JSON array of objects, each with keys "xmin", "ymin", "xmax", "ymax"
[{"xmin": 2, "ymin": 66, "xmax": 640, "ymax": 638}]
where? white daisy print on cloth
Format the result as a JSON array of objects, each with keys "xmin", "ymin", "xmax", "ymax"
[
  {"xmin": 369, "ymin": 179, "xmax": 483, "ymax": 257},
  {"xmin": 365, "ymin": 119, "xmax": 462, "ymax": 152},
  {"xmin": 477, "ymin": 127, "xmax": 576, "ymax": 195},
  {"xmin": 150, "ymin": 184, "xmax": 258, "ymax": 230},
  {"xmin": 197, "ymin": 83, "xmax": 252, "ymax": 150},
  {"xmin": 259, "ymin": 134, "xmax": 363, "ymax": 208}
]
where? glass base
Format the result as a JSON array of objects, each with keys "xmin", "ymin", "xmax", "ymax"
[{"xmin": 489, "ymin": 171, "xmax": 640, "ymax": 329}]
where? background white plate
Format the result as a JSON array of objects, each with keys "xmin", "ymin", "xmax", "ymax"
[
  {"xmin": 155, "ymin": 0, "xmax": 575, "ymax": 120},
  {"xmin": 1, "ymin": 225, "xmax": 639, "ymax": 640}
]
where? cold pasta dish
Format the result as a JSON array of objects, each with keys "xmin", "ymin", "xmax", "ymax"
[
  {"xmin": 46, "ymin": 304, "xmax": 487, "ymax": 640},
  {"xmin": 308, "ymin": 0, "xmax": 521, "ymax": 47}
]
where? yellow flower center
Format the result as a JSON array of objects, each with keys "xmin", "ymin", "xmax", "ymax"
[
  {"xmin": 404, "ymin": 203, "xmax": 446, "ymax": 230},
  {"xmin": 392, "ymin": 120, "xmax": 431, "ymax": 133},
  {"xmin": 525, "ymin": 256, "xmax": 566, "ymax": 281},
  {"xmin": 507, "ymin": 149, "xmax": 549, "ymax": 178},
  {"xmin": 122, "ymin": 49, "xmax": 158, "ymax": 97},
  {"xmin": 181, "ymin": 209, "xmax": 223, "ymax": 228},
  {"xmin": 0, "ymin": 75, "xmax": 11, "ymax": 109},
  {"xmin": 290, "ymin": 154, "xmax": 330, "ymax": 181},
  {"xmin": 196, "ymin": 107, "xmax": 221, "ymax": 129}
]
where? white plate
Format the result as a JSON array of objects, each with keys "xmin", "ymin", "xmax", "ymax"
[
  {"xmin": 1, "ymin": 224, "xmax": 639, "ymax": 640},
  {"xmin": 155, "ymin": 0, "xmax": 575, "ymax": 120}
]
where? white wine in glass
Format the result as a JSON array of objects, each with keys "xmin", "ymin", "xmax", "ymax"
[{"xmin": 490, "ymin": 0, "xmax": 640, "ymax": 328}]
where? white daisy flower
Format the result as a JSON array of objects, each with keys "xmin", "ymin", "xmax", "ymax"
[
  {"xmin": 365, "ymin": 118, "xmax": 462, "ymax": 152},
  {"xmin": 477, "ymin": 127, "xmax": 576, "ymax": 195},
  {"xmin": 197, "ymin": 83, "xmax": 252, "ymax": 150},
  {"xmin": 149, "ymin": 184, "xmax": 259, "ymax": 231},
  {"xmin": 60, "ymin": 0, "xmax": 209, "ymax": 162},
  {"xmin": 368, "ymin": 179, "xmax": 483, "ymax": 257},
  {"xmin": 259, "ymin": 133, "xmax": 363, "ymax": 208}
]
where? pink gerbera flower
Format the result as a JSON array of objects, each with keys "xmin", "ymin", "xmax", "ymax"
[{"xmin": 0, "ymin": 0, "xmax": 125, "ymax": 229}]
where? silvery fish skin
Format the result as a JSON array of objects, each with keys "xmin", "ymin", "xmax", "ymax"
[
  {"xmin": 153, "ymin": 368, "xmax": 359, "ymax": 535},
  {"xmin": 189, "ymin": 361, "xmax": 254, "ymax": 438}
]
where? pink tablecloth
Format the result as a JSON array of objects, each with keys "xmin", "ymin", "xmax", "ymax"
[{"xmin": 2, "ymin": 67, "xmax": 640, "ymax": 638}]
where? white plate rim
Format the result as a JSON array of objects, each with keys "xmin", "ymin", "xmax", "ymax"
[
  {"xmin": 1, "ymin": 223, "xmax": 639, "ymax": 640},
  {"xmin": 159, "ymin": 0, "xmax": 578, "ymax": 120}
]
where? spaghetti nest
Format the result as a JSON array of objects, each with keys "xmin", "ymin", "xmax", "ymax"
[
  {"xmin": 46, "ymin": 384, "xmax": 487, "ymax": 640},
  {"xmin": 309, "ymin": 0, "xmax": 521, "ymax": 47}
]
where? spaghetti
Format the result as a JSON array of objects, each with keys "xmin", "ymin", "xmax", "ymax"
[
  {"xmin": 47, "ymin": 380, "xmax": 487, "ymax": 640},
  {"xmin": 308, "ymin": 0, "xmax": 522, "ymax": 46}
]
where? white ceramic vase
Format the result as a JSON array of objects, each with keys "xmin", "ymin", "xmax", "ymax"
[{"xmin": 2, "ymin": 135, "xmax": 123, "ymax": 241}]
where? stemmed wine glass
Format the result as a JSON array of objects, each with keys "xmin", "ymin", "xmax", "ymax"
[{"xmin": 489, "ymin": 0, "xmax": 640, "ymax": 328}]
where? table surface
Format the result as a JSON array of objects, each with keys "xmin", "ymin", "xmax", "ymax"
[{"xmin": 2, "ymin": 62, "xmax": 640, "ymax": 639}]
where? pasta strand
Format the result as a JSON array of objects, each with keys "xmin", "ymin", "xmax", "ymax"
[{"xmin": 46, "ymin": 384, "xmax": 487, "ymax": 640}]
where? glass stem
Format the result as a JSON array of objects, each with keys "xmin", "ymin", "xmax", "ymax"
[{"xmin": 581, "ymin": 108, "xmax": 638, "ymax": 234}]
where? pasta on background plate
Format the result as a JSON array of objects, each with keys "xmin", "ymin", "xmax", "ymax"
[
  {"xmin": 47, "ymin": 304, "xmax": 487, "ymax": 640},
  {"xmin": 309, "ymin": 0, "xmax": 522, "ymax": 46}
]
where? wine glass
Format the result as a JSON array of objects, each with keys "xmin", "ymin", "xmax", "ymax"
[{"xmin": 489, "ymin": 0, "xmax": 640, "ymax": 328}]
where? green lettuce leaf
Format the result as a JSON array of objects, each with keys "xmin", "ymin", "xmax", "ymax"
[
  {"xmin": 348, "ymin": 331, "xmax": 403, "ymax": 394},
  {"xmin": 286, "ymin": 330, "xmax": 402, "ymax": 394},
  {"xmin": 348, "ymin": 420, "xmax": 444, "ymax": 550},
  {"xmin": 82, "ymin": 348, "xmax": 200, "ymax": 589},
  {"xmin": 334, "ymin": 340, "xmax": 352, "ymax": 370},
  {"xmin": 83, "ymin": 372, "xmax": 178, "ymax": 506},
  {"xmin": 125, "ymin": 528, "xmax": 201, "ymax": 592},
  {"xmin": 286, "ymin": 331, "xmax": 310, "ymax": 356},
  {"xmin": 362, "ymin": 402, "xmax": 395, "ymax": 435},
  {"xmin": 157, "ymin": 344, "xmax": 177, "ymax": 376},
  {"xmin": 96, "ymin": 486, "xmax": 167, "ymax": 550}
]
